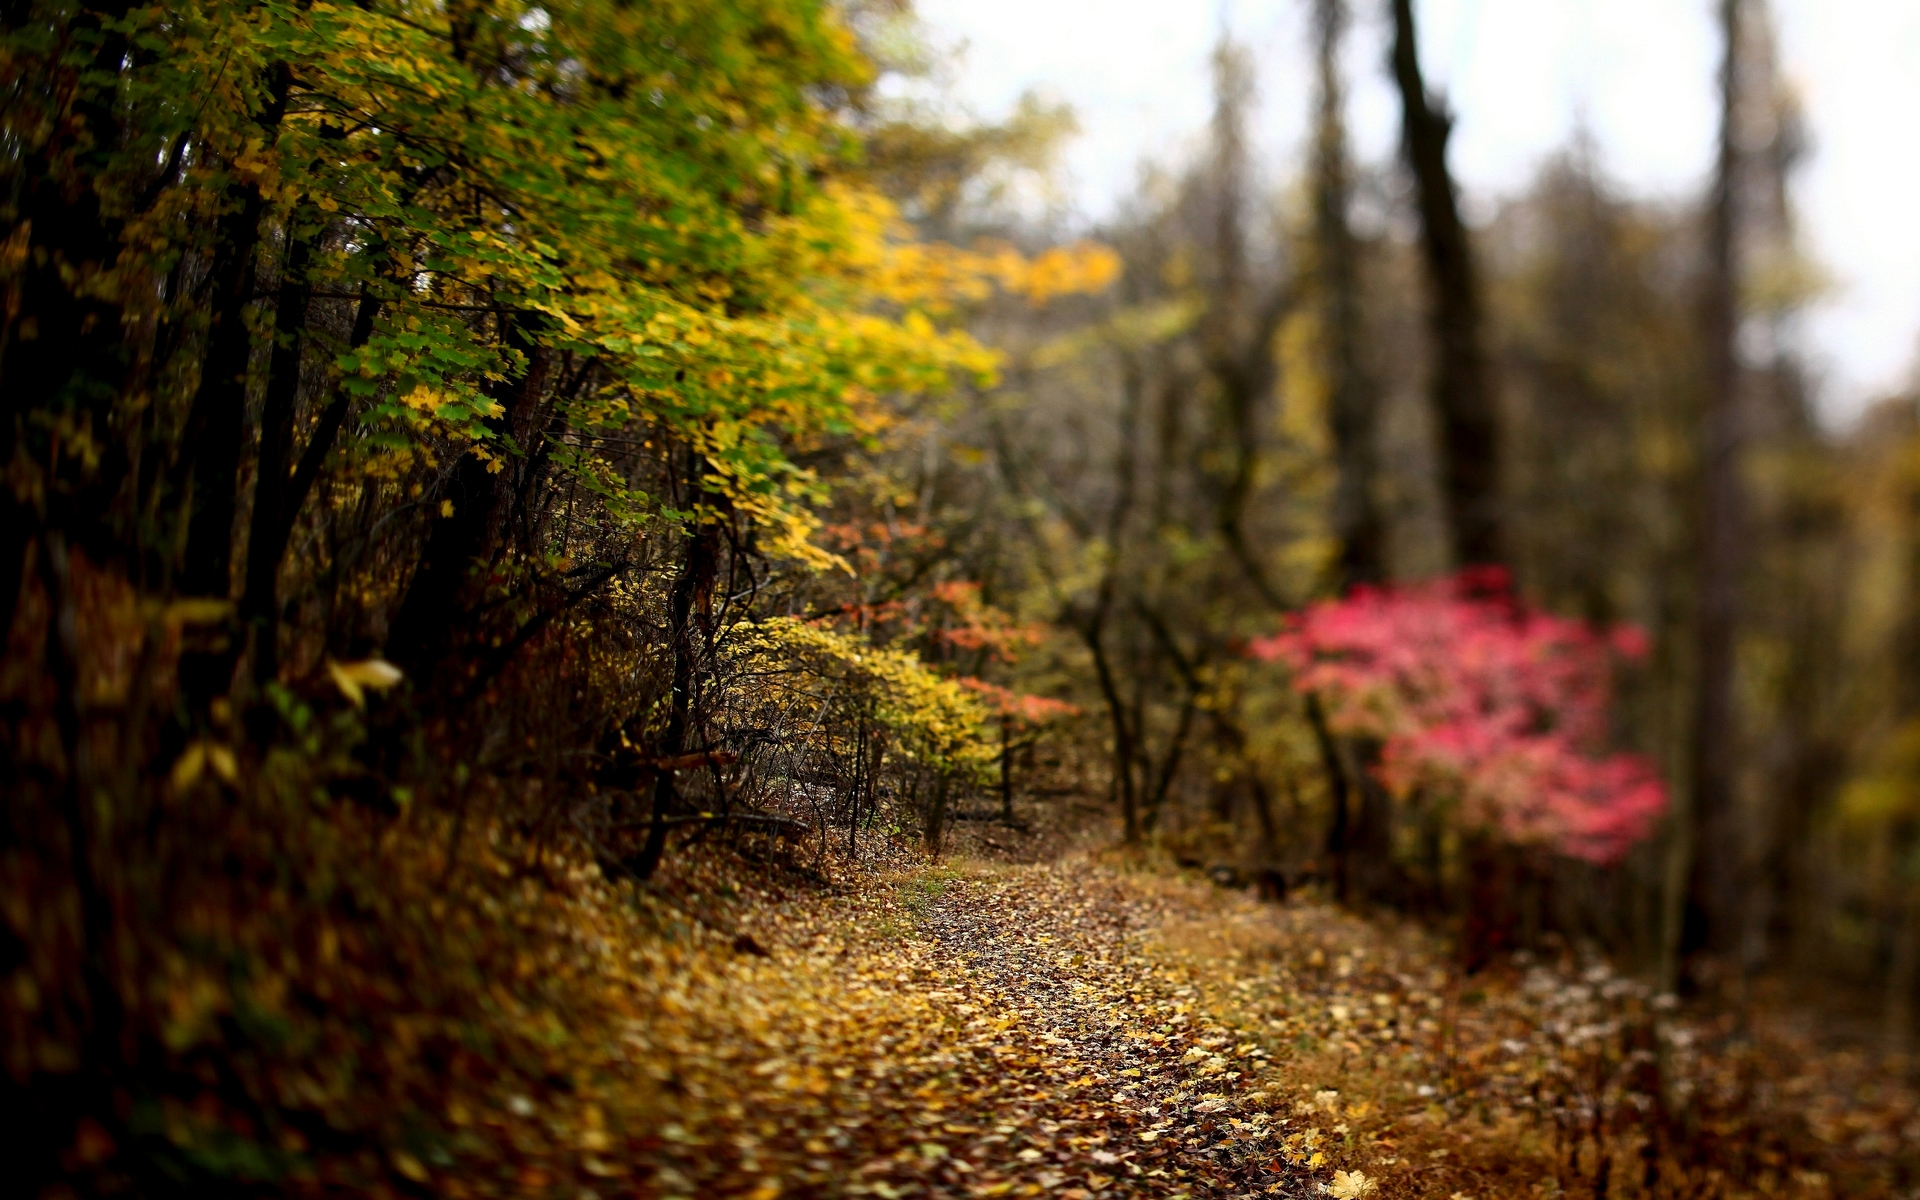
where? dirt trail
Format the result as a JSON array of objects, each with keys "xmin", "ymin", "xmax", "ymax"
[
  {"xmin": 630, "ymin": 860, "xmax": 1381, "ymax": 1199},
  {"xmin": 463, "ymin": 849, "xmax": 1911, "ymax": 1199},
  {"xmin": 902, "ymin": 869, "xmax": 1297, "ymax": 1197}
]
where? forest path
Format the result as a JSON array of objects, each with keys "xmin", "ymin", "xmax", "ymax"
[
  {"xmin": 631, "ymin": 859, "xmax": 1414, "ymax": 1199},
  {"xmin": 901, "ymin": 867, "xmax": 1301, "ymax": 1197}
]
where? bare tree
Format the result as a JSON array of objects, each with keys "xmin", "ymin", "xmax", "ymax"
[
  {"xmin": 1204, "ymin": 35, "xmax": 1293, "ymax": 609},
  {"xmin": 1675, "ymin": 0, "xmax": 1750, "ymax": 979},
  {"xmin": 1388, "ymin": 0, "xmax": 1502, "ymax": 569},
  {"xmin": 1313, "ymin": 0, "xmax": 1384, "ymax": 589}
]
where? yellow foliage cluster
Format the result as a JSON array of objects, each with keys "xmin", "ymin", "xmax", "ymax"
[
  {"xmin": 842, "ymin": 185, "xmax": 1121, "ymax": 318},
  {"xmin": 727, "ymin": 617, "xmax": 998, "ymax": 778}
]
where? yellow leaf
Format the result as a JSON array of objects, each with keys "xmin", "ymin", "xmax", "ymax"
[
  {"xmin": 327, "ymin": 658, "xmax": 405, "ymax": 707},
  {"xmin": 390, "ymin": 1150, "xmax": 428, "ymax": 1183},
  {"xmin": 1329, "ymin": 1170, "xmax": 1375, "ymax": 1199},
  {"xmin": 206, "ymin": 744, "xmax": 238, "ymax": 784},
  {"xmin": 169, "ymin": 743, "xmax": 206, "ymax": 792}
]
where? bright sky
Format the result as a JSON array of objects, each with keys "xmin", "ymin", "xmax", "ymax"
[{"xmin": 911, "ymin": 0, "xmax": 1920, "ymax": 423}]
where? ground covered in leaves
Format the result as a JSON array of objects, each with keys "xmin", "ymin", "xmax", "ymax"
[
  {"xmin": 30, "ymin": 818, "xmax": 1917, "ymax": 1198},
  {"xmin": 606, "ymin": 852, "xmax": 1918, "ymax": 1200}
]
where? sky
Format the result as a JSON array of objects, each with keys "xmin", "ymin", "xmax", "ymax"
[{"xmin": 909, "ymin": 0, "xmax": 1920, "ymax": 424}]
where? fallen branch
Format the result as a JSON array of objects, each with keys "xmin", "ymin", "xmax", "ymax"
[{"xmin": 614, "ymin": 811, "xmax": 809, "ymax": 838}]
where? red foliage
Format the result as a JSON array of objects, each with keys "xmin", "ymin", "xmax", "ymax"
[
  {"xmin": 957, "ymin": 677, "xmax": 1082, "ymax": 725},
  {"xmin": 930, "ymin": 581, "xmax": 1046, "ymax": 662},
  {"xmin": 1248, "ymin": 569, "xmax": 1666, "ymax": 864}
]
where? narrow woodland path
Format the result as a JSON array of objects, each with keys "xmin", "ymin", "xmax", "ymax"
[
  {"xmin": 614, "ymin": 855, "xmax": 1911, "ymax": 1199},
  {"xmin": 628, "ymin": 860, "xmax": 1425, "ymax": 1199},
  {"xmin": 903, "ymin": 871, "xmax": 1297, "ymax": 1197}
]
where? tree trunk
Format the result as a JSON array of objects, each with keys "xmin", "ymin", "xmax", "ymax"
[
  {"xmin": 387, "ymin": 313, "xmax": 550, "ymax": 684},
  {"xmin": 1461, "ymin": 831, "xmax": 1515, "ymax": 973},
  {"xmin": 1885, "ymin": 830, "xmax": 1919, "ymax": 1052},
  {"xmin": 177, "ymin": 188, "xmax": 268, "ymax": 600},
  {"xmin": 1683, "ymin": 0, "xmax": 1748, "ymax": 968},
  {"xmin": 1085, "ymin": 611, "xmax": 1139, "ymax": 845},
  {"xmin": 1349, "ymin": 736, "xmax": 1398, "ymax": 902},
  {"xmin": 1205, "ymin": 34, "xmax": 1292, "ymax": 610},
  {"xmin": 1000, "ymin": 717, "xmax": 1014, "ymax": 822},
  {"xmin": 269, "ymin": 290, "xmax": 382, "ymax": 578},
  {"xmin": 1313, "ymin": 0, "xmax": 1384, "ymax": 589},
  {"xmin": 1308, "ymin": 694, "xmax": 1352, "ymax": 903},
  {"xmin": 175, "ymin": 64, "xmax": 295, "ymax": 712},
  {"xmin": 0, "ymin": 3, "xmax": 137, "ymax": 630},
  {"xmin": 632, "ymin": 456, "xmax": 721, "ymax": 881},
  {"xmin": 924, "ymin": 774, "xmax": 954, "ymax": 855},
  {"xmin": 240, "ymin": 216, "xmax": 314, "ymax": 685},
  {"xmin": 1389, "ymin": 0, "xmax": 1503, "ymax": 569},
  {"xmin": 178, "ymin": 63, "xmax": 293, "ymax": 601},
  {"xmin": 1088, "ymin": 355, "xmax": 1145, "ymax": 844}
]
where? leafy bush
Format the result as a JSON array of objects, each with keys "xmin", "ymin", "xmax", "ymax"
[{"xmin": 1252, "ymin": 569, "xmax": 1666, "ymax": 864}]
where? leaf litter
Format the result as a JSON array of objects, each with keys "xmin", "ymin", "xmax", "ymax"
[
  {"xmin": 626, "ymin": 859, "xmax": 1335, "ymax": 1198},
  {"xmin": 78, "ymin": 813, "xmax": 1914, "ymax": 1198},
  {"xmin": 617, "ymin": 853, "xmax": 1918, "ymax": 1198}
]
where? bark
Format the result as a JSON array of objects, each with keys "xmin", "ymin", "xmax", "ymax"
[
  {"xmin": 178, "ymin": 63, "xmax": 294, "ymax": 600},
  {"xmin": 1389, "ymin": 0, "xmax": 1503, "ymax": 568},
  {"xmin": 177, "ymin": 185, "xmax": 268, "ymax": 597},
  {"xmin": 0, "ymin": 3, "xmax": 137, "ymax": 630},
  {"xmin": 1204, "ymin": 33, "xmax": 1371, "ymax": 880},
  {"xmin": 1348, "ymin": 737, "xmax": 1399, "ymax": 902},
  {"xmin": 1000, "ymin": 718, "xmax": 1014, "ymax": 822},
  {"xmin": 1247, "ymin": 769, "xmax": 1280, "ymax": 864},
  {"xmin": 1461, "ymin": 832, "xmax": 1515, "ymax": 973},
  {"xmin": 1885, "ymin": 831, "xmax": 1919, "ymax": 1051},
  {"xmin": 276, "ymin": 292, "xmax": 383, "ymax": 558},
  {"xmin": 923, "ymin": 774, "xmax": 954, "ymax": 854},
  {"xmin": 1204, "ymin": 35, "xmax": 1292, "ymax": 610},
  {"xmin": 1145, "ymin": 689, "xmax": 1200, "ymax": 828},
  {"xmin": 174, "ymin": 64, "xmax": 296, "ymax": 712},
  {"xmin": 0, "ymin": 18, "xmax": 140, "ymax": 1147},
  {"xmin": 1313, "ymin": 0, "xmax": 1384, "ymax": 587},
  {"xmin": 1683, "ymin": 0, "xmax": 1748, "ymax": 964},
  {"xmin": 240, "ymin": 217, "xmax": 315, "ymax": 685},
  {"xmin": 632, "ymin": 459, "xmax": 722, "ymax": 881},
  {"xmin": 386, "ymin": 313, "xmax": 550, "ymax": 683},
  {"xmin": 1307, "ymin": 693, "xmax": 1352, "ymax": 903},
  {"xmin": 1084, "ymin": 609, "xmax": 1139, "ymax": 845},
  {"xmin": 1085, "ymin": 357, "xmax": 1146, "ymax": 844},
  {"xmin": 1128, "ymin": 602, "xmax": 1205, "ymax": 829}
]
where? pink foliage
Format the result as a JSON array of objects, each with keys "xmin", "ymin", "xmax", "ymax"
[{"xmin": 1247, "ymin": 569, "xmax": 1667, "ymax": 864}]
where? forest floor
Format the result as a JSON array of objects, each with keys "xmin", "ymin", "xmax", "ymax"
[
  {"xmin": 596, "ymin": 846, "xmax": 1913, "ymax": 1200},
  {"xmin": 625, "ymin": 853, "xmax": 1423, "ymax": 1199},
  {"xmin": 242, "ymin": 815, "xmax": 1916, "ymax": 1200}
]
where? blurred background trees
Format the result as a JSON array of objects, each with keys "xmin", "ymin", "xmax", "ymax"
[{"xmin": 859, "ymin": 0, "xmax": 1920, "ymax": 1045}]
